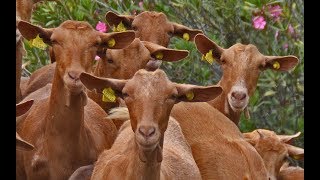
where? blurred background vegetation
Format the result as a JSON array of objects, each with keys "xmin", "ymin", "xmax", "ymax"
[{"xmin": 23, "ymin": 0, "xmax": 304, "ymax": 167}]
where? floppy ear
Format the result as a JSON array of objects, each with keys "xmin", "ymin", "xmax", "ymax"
[
  {"xmin": 242, "ymin": 131, "xmax": 259, "ymax": 146},
  {"xmin": 195, "ymin": 33, "xmax": 225, "ymax": 63},
  {"xmin": 105, "ymin": 11, "xmax": 135, "ymax": 29},
  {"xmin": 145, "ymin": 59, "xmax": 162, "ymax": 71},
  {"xmin": 16, "ymin": 99, "xmax": 34, "ymax": 117},
  {"xmin": 264, "ymin": 55, "xmax": 299, "ymax": 71},
  {"xmin": 174, "ymin": 84, "xmax": 222, "ymax": 102},
  {"xmin": 17, "ymin": 20, "xmax": 53, "ymax": 44},
  {"xmin": 16, "ymin": 132, "xmax": 34, "ymax": 151},
  {"xmin": 80, "ymin": 72, "xmax": 127, "ymax": 96},
  {"xmin": 99, "ymin": 31, "xmax": 135, "ymax": 49},
  {"xmin": 141, "ymin": 41, "xmax": 189, "ymax": 62},
  {"xmin": 68, "ymin": 164, "xmax": 94, "ymax": 180},
  {"xmin": 171, "ymin": 22, "xmax": 203, "ymax": 41},
  {"xmin": 278, "ymin": 132, "xmax": 301, "ymax": 144},
  {"xmin": 285, "ymin": 144, "xmax": 304, "ymax": 160}
]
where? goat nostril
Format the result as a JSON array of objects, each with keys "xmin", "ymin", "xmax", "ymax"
[
  {"xmin": 232, "ymin": 91, "xmax": 246, "ymax": 100},
  {"xmin": 139, "ymin": 126, "xmax": 156, "ymax": 138},
  {"xmin": 68, "ymin": 72, "xmax": 79, "ymax": 80}
]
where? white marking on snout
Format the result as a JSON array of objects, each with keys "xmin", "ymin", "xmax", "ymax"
[{"xmin": 227, "ymin": 80, "xmax": 249, "ymax": 112}]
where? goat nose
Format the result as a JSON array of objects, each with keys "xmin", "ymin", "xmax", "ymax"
[
  {"xmin": 68, "ymin": 71, "xmax": 79, "ymax": 80},
  {"xmin": 231, "ymin": 91, "xmax": 247, "ymax": 100},
  {"xmin": 138, "ymin": 126, "xmax": 156, "ymax": 138}
]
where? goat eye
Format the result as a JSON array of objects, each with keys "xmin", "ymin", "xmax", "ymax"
[
  {"xmin": 107, "ymin": 59, "xmax": 114, "ymax": 63},
  {"xmin": 170, "ymin": 94, "xmax": 178, "ymax": 100},
  {"xmin": 220, "ymin": 59, "xmax": 226, "ymax": 64},
  {"xmin": 258, "ymin": 64, "xmax": 264, "ymax": 70},
  {"xmin": 122, "ymin": 92, "xmax": 129, "ymax": 98},
  {"xmin": 132, "ymin": 26, "xmax": 138, "ymax": 31}
]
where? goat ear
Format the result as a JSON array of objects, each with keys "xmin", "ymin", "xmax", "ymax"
[
  {"xmin": 17, "ymin": 20, "xmax": 53, "ymax": 44},
  {"xmin": 68, "ymin": 164, "xmax": 94, "ymax": 180},
  {"xmin": 16, "ymin": 132, "xmax": 34, "ymax": 151},
  {"xmin": 264, "ymin": 55, "xmax": 299, "ymax": 71},
  {"xmin": 80, "ymin": 72, "xmax": 127, "ymax": 95},
  {"xmin": 141, "ymin": 41, "xmax": 189, "ymax": 62},
  {"xmin": 175, "ymin": 84, "xmax": 222, "ymax": 102},
  {"xmin": 145, "ymin": 59, "xmax": 162, "ymax": 71},
  {"xmin": 105, "ymin": 11, "xmax": 135, "ymax": 29},
  {"xmin": 195, "ymin": 33, "xmax": 225, "ymax": 63},
  {"xmin": 278, "ymin": 132, "xmax": 301, "ymax": 144},
  {"xmin": 242, "ymin": 131, "xmax": 258, "ymax": 146},
  {"xmin": 285, "ymin": 144, "xmax": 304, "ymax": 160},
  {"xmin": 100, "ymin": 31, "xmax": 135, "ymax": 49},
  {"xmin": 16, "ymin": 99, "xmax": 34, "ymax": 117},
  {"xmin": 171, "ymin": 22, "xmax": 203, "ymax": 41}
]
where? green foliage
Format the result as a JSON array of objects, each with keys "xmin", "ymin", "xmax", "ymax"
[{"xmin": 24, "ymin": 0, "xmax": 304, "ymax": 166}]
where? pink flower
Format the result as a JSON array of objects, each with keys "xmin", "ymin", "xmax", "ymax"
[
  {"xmin": 288, "ymin": 24, "xmax": 294, "ymax": 35},
  {"xmin": 139, "ymin": 1, "xmax": 143, "ymax": 8},
  {"xmin": 252, "ymin": 16, "xmax": 266, "ymax": 30},
  {"xmin": 96, "ymin": 21, "xmax": 107, "ymax": 32},
  {"xmin": 95, "ymin": 55, "xmax": 101, "ymax": 60},
  {"xmin": 283, "ymin": 43, "xmax": 288, "ymax": 50},
  {"xmin": 269, "ymin": 5, "xmax": 282, "ymax": 20}
]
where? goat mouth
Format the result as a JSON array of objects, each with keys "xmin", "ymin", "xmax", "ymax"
[
  {"xmin": 228, "ymin": 98, "xmax": 248, "ymax": 112},
  {"xmin": 65, "ymin": 82, "xmax": 84, "ymax": 94},
  {"xmin": 136, "ymin": 136, "xmax": 160, "ymax": 151},
  {"xmin": 138, "ymin": 142, "xmax": 158, "ymax": 152}
]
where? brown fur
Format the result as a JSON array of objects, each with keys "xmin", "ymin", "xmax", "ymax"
[
  {"xmin": 243, "ymin": 129, "xmax": 304, "ymax": 180},
  {"xmin": 106, "ymin": 11, "xmax": 203, "ymax": 47},
  {"xmin": 195, "ymin": 34, "xmax": 299, "ymax": 125},
  {"xmin": 16, "ymin": 0, "xmax": 46, "ymax": 103},
  {"xmin": 21, "ymin": 63, "xmax": 56, "ymax": 98},
  {"xmin": 16, "ymin": 100, "xmax": 34, "ymax": 151},
  {"xmin": 16, "ymin": 20, "xmax": 134, "ymax": 180},
  {"xmin": 19, "ymin": 10, "xmax": 197, "ymax": 103},
  {"xmin": 80, "ymin": 69, "xmax": 222, "ymax": 180},
  {"xmin": 278, "ymin": 162, "xmax": 304, "ymax": 180},
  {"xmin": 89, "ymin": 38, "xmax": 188, "ymax": 129},
  {"xmin": 170, "ymin": 102, "xmax": 269, "ymax": 179}
]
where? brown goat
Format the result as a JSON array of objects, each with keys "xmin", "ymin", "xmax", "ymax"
[
  {"xmin": 90, "ymin": 38, "xmax": 188, "ymax": 122},
  {"xmin": 16, "ymin": 0, "xmax": 51, "ymax": 102},
  {"xmin": 278, "ymin": 162, "xmax": 304, "ymax": 180},
  {"xmin": 21, "ymin": 10, "xmax": 199, "ymax": 101},
  {"xmin": 16, "ymin": 20, "xmax": 135, "ymax": 180},
  {"xmin": 170, "ymin": 102, "xmax": 269, "ymax": 179},
  {"xmin": 195, "ymin": 34, "xmax": 299, "ymax": 125},
  {"xmin": 79, "ymin": 69, "xmax": 222, "ymax": 179},
  {"xmin": 16, "ymin": 99, "xmax": 34, "ymax": 151},
  {"xmin": 106, "ymin": 11, "xmax": 203, "ymax": 47},
  {"xmin": 243, "ymin": 129, "xmax": 304, "ymax": 180}
]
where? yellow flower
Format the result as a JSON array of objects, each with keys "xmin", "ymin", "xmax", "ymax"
[
  {"xmin": 186, "ymin": 91, "xmax": 194, "ymax": 100},
  {"xmin": 102, "ymin": 87, "xmax": 116, "ymax": 102},
  {"xmin": 155, "ymin": 52, "xmax": 164, "ymax": 60},
  {"xmin": 107, "ymin": 38, "xmax": 116, "ymax": 48},
  {"xmin": 29, "ymin": 34, "xmax": 47, "ymax": 50},
  {"xmin": 113, "ymin": 21, "xmax": 127, "ymax": 32},
  {"xmin": 203, "ymin": 50, "xmax": 214, "ymax": 65},
  {"xmin": 273, "ymin": 61, "xmax": 280, "ymax": 70},
  {"xmin": 183, "ymin": 33, "xmax": 190, "ymax": 41}
]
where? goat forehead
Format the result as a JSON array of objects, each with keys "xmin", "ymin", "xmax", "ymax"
[
  {"xmin": 52, "ymin": 21, "xmax": 98, "ymax": 43},
  {"xmin": 133, "ymin": 12, "xmax": 171, "ymax": 29},
  {"xmin": 126, "ymin": 70, "xmax": 173, "ymax": 96},
  {"xmin": 225, "ymin": 44, "xmax": 263, "ymax": 64}
]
